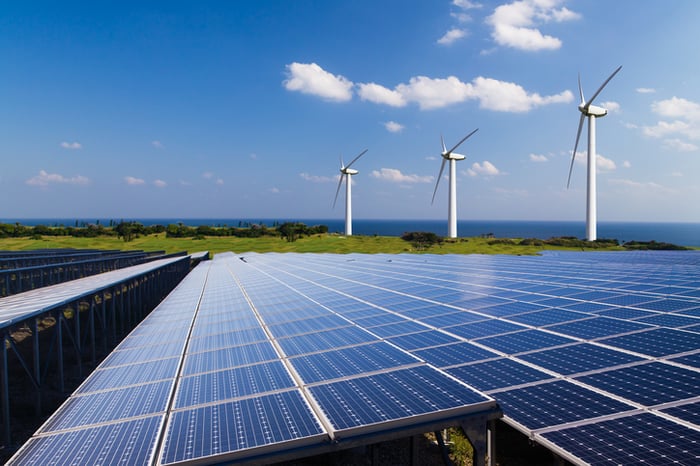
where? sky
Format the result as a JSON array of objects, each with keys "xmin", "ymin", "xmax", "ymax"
[{"xmin": 2, "ymin": 0, "xmax": 700, "ymax": 223}]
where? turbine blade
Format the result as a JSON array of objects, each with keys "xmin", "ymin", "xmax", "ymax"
[
  {"xmin": 441, "ymin": 134, "xmax": 447, "ymax": 153},
  {"xmin": 567, "ymin": 114, "xmax": 586, "ymax": 188},
  {"xmin": 333, "ymin": 174, "xmax": 344, "ymax": 208},
  {"xmin": 345, "ymin": 149, "xmax": 368, "ymax": 169},
  {"xmin": 578, "ymin": 73, "xmax": 585, "ymax": 104},
  {"xmin": 431, "ymin": 159, "xmax": 447, "ymax": 205},
  {"xmin": 339, "ymin": 154, "xmax": 345, "ymax": 169},
  {"xmin": 586, "ymin": 65, "xmax": 622, "ymax": 106},
  {"xmin": 447, "ymin": 128, "xmax": 478, "ymax": 154}
]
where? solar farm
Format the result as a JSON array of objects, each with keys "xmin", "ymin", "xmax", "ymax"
[{"xmin": 4, "ymin": 249, "xmax": 700, "ymax": 465}]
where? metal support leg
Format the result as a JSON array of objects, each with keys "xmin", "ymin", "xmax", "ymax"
[
  {"xmin": 461, "ymin": 420, "xmax": 490, "ymax": 466},
  {"xmin": 1, "ymin": 332, "xmax": 11, "ymax": 446},
  {"xmin": 33, "ymin": 318, "xmax": 41, "ymax": 416}
]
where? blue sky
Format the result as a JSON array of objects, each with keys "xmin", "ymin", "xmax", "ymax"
[{"xmin": 2, "ymin": 0, "xmax": 699, "ymax": 222}]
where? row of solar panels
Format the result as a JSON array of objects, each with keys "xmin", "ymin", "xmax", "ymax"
[
  {"xmin": 9, "ymin": 252, "xmax": 500, "ymax": 465},
  {"xmin": 10, "ymin": 250, "xmax": 700, "ymax": 465}
]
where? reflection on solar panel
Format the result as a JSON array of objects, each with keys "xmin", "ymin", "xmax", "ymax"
[{"xmin": 11, "ymin": 250, "xmax": 700, "ymax": 465}]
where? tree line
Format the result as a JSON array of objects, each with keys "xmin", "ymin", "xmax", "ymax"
[{"xmin": 0, "ymin": 221, "xmax": 329, "ymax": 242}]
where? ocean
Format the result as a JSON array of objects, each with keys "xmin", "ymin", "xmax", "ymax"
[{"xmin": 3, "ymin": 218, "xmax": 700, "ymax": 247}]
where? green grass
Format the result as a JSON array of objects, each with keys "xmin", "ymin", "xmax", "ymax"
[{"xmin": 0, "ymin": 233, "xmax": 632, "ymax": 256}]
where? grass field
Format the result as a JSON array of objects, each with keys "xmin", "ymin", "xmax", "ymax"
[{"xmin": 0, "ymin": 233, "xmax": 629, "ymax": 256}]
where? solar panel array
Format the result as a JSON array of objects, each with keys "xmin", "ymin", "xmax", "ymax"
[{"xmin": 10, "ymin": 250, "xmax": 700, "ymax": 465}]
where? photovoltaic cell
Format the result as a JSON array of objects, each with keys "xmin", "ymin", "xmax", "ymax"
[
  {"xmin": 76, "ymin": 358, "xmax": 180, "ymax": 393},
  {"xmin": 182, "ymin": 341, "xmax": 279, "ymax": 375},
  {"xmin": 600, "ymin": 327, "xmax": 700, "ymax": 357},
  {"xmin": 412, "ymin": 342, "xmax": 500, "ymax": 367},
  {"xmin": 8, "ymin": 415, "xmax": 163, "ymax": 466},
  {"xmin": 387, "ymin": 330, "xmax": 460, "ymax": 350},
  {"xmin": 41, "ymin": 381, "xmax": 171, "ymax": 432},
  {"xmin": 476, "ymin": 330, "xmax": 576, "ymax": 354},
  {"xmin": 494, "ymin": 380, "xmax": 635, "ymax": 430},
  {"xmin": 290, "ymin": 342, "xmax": 419, "ymax": 384},
  {"xmin": 175, "ymin": 361, "xmax": 296, "ymax": 408},
  {"xmin": 447, "ymin": 358, "xmax": 553, "ymax": 392},
  {"xmin": 542, "ymin": 413, "xmax": 700, "ymax": 465},
  {"xmin": 161, "ymin": 390, "xmax": 325, "ymax": 465},
  {"xmin": 574, "ymin": 362, "xmax": 700, "ymax": 406},
  {"xmin": 308, "ymin": 366, "xmax": 491, "ymax": 433},
  {"xmin": 518, "ymin": 343, "xmax": 643, "ymax": 375},
  {"xmin": 546, "ymin": 317, "xmax": 651, "ymax": 340}
]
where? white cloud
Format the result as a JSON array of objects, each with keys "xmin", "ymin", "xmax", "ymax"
[
  {"xmin": 623, "ymin": 160, "xmax": 631, "ymax": 168},
  {"xmin": 636, "ymin": 87, "xmax": 656, "ymax": 94},
  {"xmin": 486, "ymin": 0, "xmax": 580, "ymax": 51},
  {"xmin": 283, "ymin": 62, "xmax": 353, "ymax": 102},
  {"xmin": 26, "ymin": 170, "xmax": 89, "ymax": 187},
  {"xmin": 608, "ymin": 178, "xmax": 676, "ymax": 194},
  {"xmin": 153, "ymin": 179, "xmax": 167, "ymax": 188},
  {"xmin": 202, "ymin": 172, "xmax": 214, "ymax": 179},
  {"xmin": 124, "ymin": 176, "xmax": 145, "ymax": 185},
  {"xmin": 216, "ymin": 178, "xmax": 224, "ymax": 185},
  {"xmin": 453, "ymin": 0, "xmax": 482, "ymax": 8},
  {"xmin": 470, "ymin": 76, "xmax": 572, "ymax": 112},
  {"xmin": 300, "ymin": 172, "xmax": 335, "ymax": 183},
  {"xmin": 384, "ymin": 121, "xmax": 404, "ymax": 133},
  {"xmin": 573, "ymin": 152, "xmax": 616, "ymax": 172},
  {"xmin": 370, "ymin": 168, "xmax": 433, "ymax": 183},
  {"xmin": 395, "ymin": 76, "xmax": 473, "ymax": 110},
  {"xmin": 529, "ymin": 153, "xmax": 548, "ymax": 162},
  {"xmin": 151, "ymin": 140, "xmax": 163, "ymax": 149},
  {"xmin": 642, "ymin": 97, "xmax": 700, "ymax": 150},
  {"xmin": 60, "ymin": 141, "xmax": 82, "ymax": 150},
  {"xmin": 600, "ymin": 101, "xmax": 620, "ymax": 113},
  {"xmin": 597, "ymin": 154, "xmax": 616, "ymax": 171},
  {"xmin": 438, "ymin": 28, "xmax": 467, "ymax": 45},
  {"xmin": 270, "ymin": 187, "xmax": 280, "ymax": 194},
  {"xmin": 357, "ymin": 82, "xmax": 406, "ymax": 107},
  {"xmin": 663, "ymin": 138, "xmax": 699, "ymax": 152},
  {"xmin": 468, "ymin": 160, "xmax": 501, "ymax": 177}
]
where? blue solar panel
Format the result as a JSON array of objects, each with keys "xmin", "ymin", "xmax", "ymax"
[
  {"xmin": 547, "ymin": 317, "xmax": 652, "ymax": 339},
  {"xmin": 77, "ymin": 358, "xmax": 180, "ymax": 393},
  {"xmin": 635, "ymin": 313, "xmax": 700, "ymax": 328},
  {"xmin": 8, "ymin": 415, "xmax": 163, "ymax": 466},
  {"xmin": 600, "ymin": 327, "xmax": 700, "ymax": 357},
  {"xmin": 494, "ymin": 380, "xmax": 635, "ymax": 430},
  {"xmin": 277, "ymin": 326, "xmax": 377, "ymax": 356},
  {"xmin": 419, "ymin": 310, "xmax": 484, "ymax": 327},
  {"xmin": 575, "ymin": 362, "xmax": 700, "ymax": 406},
  {"xmin": 182, "ymin": 341, "xmax": 279, "ymax": 375},
  {"xmin": 507, "ymin": 308, "xmax": 589, "ymax": 327},
  {"xmin": 41, "ymin": 381, "xmax": 171, "ymax": 432},
  {"xmin": 447, "ymin": 319, "xmax": 526, "ymax": 339},
  {"xmin": 477, "ymin": 330, "xmax": 576, "ymax": 354},
  {"xmin": 101, "ymin": 342, "xmax": 185, "ymax": 367},
  {"xmin": 387, "ymin": 330, "xmax": 460, "ymax": 350},
  {"xmin": 447, "ymin": 358, "xmax": 552, "ymax": 392},
  {"xmin": 412, "ymin": 342, "xmax": 499, "ymax": 367},
  {"xmin": 366, "ymin": 320, "xmax": 429, "ymax": 338},
  {"xmin": 597, "ymin": 307, "xmax": 656, "ymax": 320},
  {"xmin": 542, "ymin": 413, "xmax": 700, "ymax": 465},
  {"xmin": 187, "ymin": 327, "xmax": 269, "ymax": 352},
  {"xmin": 175, "ymin": 361, "xmax": 295, "ymax": 408},
  {"xmin": 290, "ymin": 342, "xmax": 419, "ymax": 383},
  {"xmin": 518, "ymin": 343, "xmax": 643, "ymax": 375},
  {"xmin": 161, "ymin": 391, "xmax": 326, "ymax": 465},
  {"xmin": 308, "ymin": 366, "xmax": 492, "ymax": 433}
]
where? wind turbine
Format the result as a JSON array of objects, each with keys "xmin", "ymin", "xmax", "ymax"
[
  {"xmin": 567, "ymin": 65, "xmax": 622, "ymax": 241},
  {"xmin": 333, "ymin": 149, "xmax": 368, "ymax": 236},
  {"xmin": 431, "ymin": 129, "xmax": 478, "ymax": 238}
]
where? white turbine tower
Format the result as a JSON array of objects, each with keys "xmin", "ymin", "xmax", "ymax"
[
  {"xmin": 333, "ymin": 149, "xmax": 368, "ymax": 236},
  {"xmin": 431, "ymin": 129, "xmax": 478, "ymax": 238},
  {"xmin": 567, "ymin": 65, "xmax": 622, "ymax": 242}
]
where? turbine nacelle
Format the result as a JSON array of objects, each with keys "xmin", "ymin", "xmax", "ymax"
[
  {"xmin": 341, "ymin": 168, "xmax": 359, "ymax": 175},
  {"xmin": 443, "ymin": 152, "xmax": 466, "ymax": 161},
  {"xmin": 579, "ymin": 103, "xmax": 608, "ymax": 118}
]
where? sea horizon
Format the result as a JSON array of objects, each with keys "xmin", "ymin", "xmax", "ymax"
[{"xmin": 3, "ymin": 218, "xmax": 700, "ymax": 247}]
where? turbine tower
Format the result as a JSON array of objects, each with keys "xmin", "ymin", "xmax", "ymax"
[
  {"xmin": 431, "ymin": 129, "xmax": 478, "ymax": 238},
  {"xmin": 567, "ymin": 65, "xmax": 622, "ymax": 242},
  {"xmin": 333, "ymin": 149, "xmax": 368, "ymax": 236}
]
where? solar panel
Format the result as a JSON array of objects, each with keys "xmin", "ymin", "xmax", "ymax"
[{"xmin": 11, "ymin": 250, "xmax": 700, "ymax": 466}]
